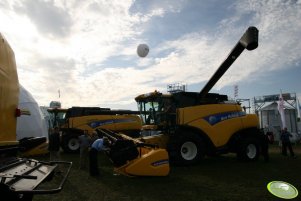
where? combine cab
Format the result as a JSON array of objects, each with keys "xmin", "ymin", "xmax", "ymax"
[{"xmin": 0, "ymin": 33, "xmax": 71, "ymax": 200}]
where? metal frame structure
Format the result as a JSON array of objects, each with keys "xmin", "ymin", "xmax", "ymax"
[
  {"xmin": 167, "ymin": 83, "xmax": 187, "ymax": 94},
  {"xmin": 253, "ymin": 93, "xmax": 297, "ymax": 112},
  {"xmin": 253, "ymin": 93, "xmax": 298, "ymax": 132}
]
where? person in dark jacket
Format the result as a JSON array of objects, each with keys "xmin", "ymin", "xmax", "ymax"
[
  {"xmin": 280, "ymin": 127, "xmax": 295, "ymax": 157},
  {"xmin": 48, "ymin": 127, "xmax": 61, "ymax": 161},
  {"xmin": 259, "ymin": 129, "xmax": 269, "ymax": 162},
  {"xmin": 78, "ymin": 132, "xmax": 91, "ymax": 170}
]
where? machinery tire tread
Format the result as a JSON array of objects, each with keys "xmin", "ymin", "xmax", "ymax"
[
  {"xmin": 167, "ymin": 131, "xmax": 205, "ymax": 166},
  {"xmin": 61, "ymin": 134, "xmax": 80, "ymax": 153},
  {"xmin": 237, "ymin": 136, "xmax": 260, "ymax": 162}
]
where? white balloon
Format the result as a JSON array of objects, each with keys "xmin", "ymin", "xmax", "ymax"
[{"xmin": 137, "ymin": 44, "xmax": 149, "ymax": 57}]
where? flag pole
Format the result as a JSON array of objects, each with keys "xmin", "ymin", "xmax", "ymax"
[{"xmin": 278, "ymin": 90, "xmax": 286, "ymax": 129}]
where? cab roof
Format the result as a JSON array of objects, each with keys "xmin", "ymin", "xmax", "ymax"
[{"xmin": 135, "ymin": 91, "xmax": 171, "ymax": 102}]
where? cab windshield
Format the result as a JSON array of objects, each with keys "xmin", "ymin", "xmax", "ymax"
[
  {"xmin": 47, "ymin": 110, "xmax": 66, "ymax": 128},
  {"xmin": 137, "ymin": 101, "xmax": 160, "ymax": 125}
]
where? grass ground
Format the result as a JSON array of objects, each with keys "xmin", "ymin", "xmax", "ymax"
[{"xmin": 32, "ymin": 144, "xmax": 301, "ymax": 201}]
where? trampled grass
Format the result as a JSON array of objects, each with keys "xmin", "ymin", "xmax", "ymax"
[{"xmin": 32, "ymin": 144, "xmax": 301, "ymax": 201}]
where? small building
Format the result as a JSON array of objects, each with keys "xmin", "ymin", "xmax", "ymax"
[
  {"xmin": 254, "ymin": 93, "xmax": 299, "ymax": 142},
  {"xmin": 258, "ymin": 102, "xmax": 297, "ymax": 141}
]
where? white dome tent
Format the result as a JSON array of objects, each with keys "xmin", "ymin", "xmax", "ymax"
[{"xmin": 17, "ymin": 85, "xmax": 48, "ymax": 140}]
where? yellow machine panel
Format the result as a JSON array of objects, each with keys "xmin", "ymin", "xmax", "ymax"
[
  {"xmin": 68, "ymin": 114, "xmax": 142, "ymax": 134},
  {"xmin": 177, "ymin": 104, "xmax": 242, "ymax": 125},
  {"xmin": 177, "ymin": 104, "xmax": 259, "ymax": 147},
  {"xmin": 0, "ymin": 33, "xmax": 72, "ymax": 200},
  {"xmin": 0, "ymin": 33, "xmax": 19, "ymax": 143},
  {"xmin": 116, "ymin": 148, "xmax": 170, "ymax": 177}
]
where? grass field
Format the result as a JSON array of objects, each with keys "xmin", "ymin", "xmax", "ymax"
[{"xmin": 32, "ymin": 144, "xmax": 301, "ymax": 201}]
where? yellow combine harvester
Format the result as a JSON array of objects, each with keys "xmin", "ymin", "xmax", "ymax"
[
  {"xmin": 133, "ymin": 27, "xmax": 266, "ymax": 166},
  {"xmin": 47, "ymin": 107, "xmax": 142, "ymax": 153},
  {"xmin": 0, "ymin": 33, "xmax": 71, "ymax": 200}
]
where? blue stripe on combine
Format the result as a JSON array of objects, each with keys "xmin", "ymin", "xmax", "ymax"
[
  {"xmin": 204, "ymin": 111, "xmax": 246, "ymax": 126},
  {"xmin": 88, "ymin": 118, "xmax": 136, "ymax": 129},
  {"xmin": 151, "ymin": 159, "xmax": 169, "ymax": 167}
]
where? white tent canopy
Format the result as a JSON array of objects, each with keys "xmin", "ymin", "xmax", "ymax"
[{"xmin": 16, "ymin": 85, "xmax": 48, "ymax": 140}]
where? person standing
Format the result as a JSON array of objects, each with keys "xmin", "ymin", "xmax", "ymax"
[
  {"xmin": 280, "ymin": 127, "xmax": 295, "ymax": 158},
  {"xmin": 260, "ymin": 130, "xmax": 270, "ymax": 162},
  {"xmin": 78, "ymin": 132, "xmax": 91, "ymax": 170},
  {"xmin": 48, "ymin": 127, "xmax": 61, "ymax": 161},
  {"xmin": 89, "ymin": 137, "xmax": 109, "ymax": 176}
]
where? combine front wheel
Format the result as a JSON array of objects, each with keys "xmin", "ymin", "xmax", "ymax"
[
  {"xmin": 237, "ymin": 137, "xmax": 260, "ymax": 161},
  {"xmin": 168, "ymin": 132, "xmax": 205, "ymax": 166},
  {"xmin": 62, "ymin": 135, "xmax": 80, "ymax": 153},
  {"xmin": 180, "ymin": 141, "xmax": 198, "ymax": 161}
]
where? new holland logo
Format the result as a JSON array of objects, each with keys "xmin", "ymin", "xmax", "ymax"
[
  {"xmin": 151, "ymin": 159, "xmax": 169, "ymax": 166},
  {"xmin": 204, "ymin": 111, "xmax": 246, "ymax": 125},
  {"xmin": 88, "ymin": 119, "xmax": 136, "ymax": 129}
]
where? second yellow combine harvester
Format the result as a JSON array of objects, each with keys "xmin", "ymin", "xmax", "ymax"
[{"xmin": 47, "ymin": 106, "xmax": 142, "ymax": 153}]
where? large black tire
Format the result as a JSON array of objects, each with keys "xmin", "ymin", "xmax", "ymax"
[
  {"xmin": 62, "ymin": 134, "xmax": 80, "ymax": 153},
  {"xmin": 167, "ymin": 131, "xmax": 205, "ymax": 166},
  {"xmin": 237, "ymin": 137, "xmax": 260, "ymax": 161}
]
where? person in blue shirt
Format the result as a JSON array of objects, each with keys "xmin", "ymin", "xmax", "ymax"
[{"xmin": 89, "ymin": 136, "xmax": 110, "ymax": 176}]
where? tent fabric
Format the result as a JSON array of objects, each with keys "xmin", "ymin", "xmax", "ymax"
[{"xmin": 16, "ymin": 85, "xmax": 48, "ymax": 140}]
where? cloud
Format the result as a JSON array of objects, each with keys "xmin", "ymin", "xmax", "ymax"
[
  {"xmin": 1, "ymin": 0, "xmax": 152, "ymax": 108},
  {"xmin": 217, "ymin": 0, "xmax": 301, "ymax": 86},
  {"xmin": 146, "ymin": 0, "xmax": 301, "ymax": 90},
  {"xmin": 13, "ymin": 0, "xmax": 72, "ymax": 38},
  {"xmin": 2, "ymin": 0, "xmax": 301, "ymax": 111},
  {"xmin": 143, "ymin": 0, "xmax": 301, "ymax": 105},
  {"xmin": 18, "ymin": 56, "xmax": 77, "ymax": 104}
]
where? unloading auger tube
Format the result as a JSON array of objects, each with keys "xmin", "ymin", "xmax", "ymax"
[{"xmin": 199, "ymin": 26, "xmax": 258, "ymax": 98}]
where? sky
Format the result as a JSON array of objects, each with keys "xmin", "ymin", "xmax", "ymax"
[{"xmin": 1, "ymin": 0, "xmax": 301, "ymax": 111}]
